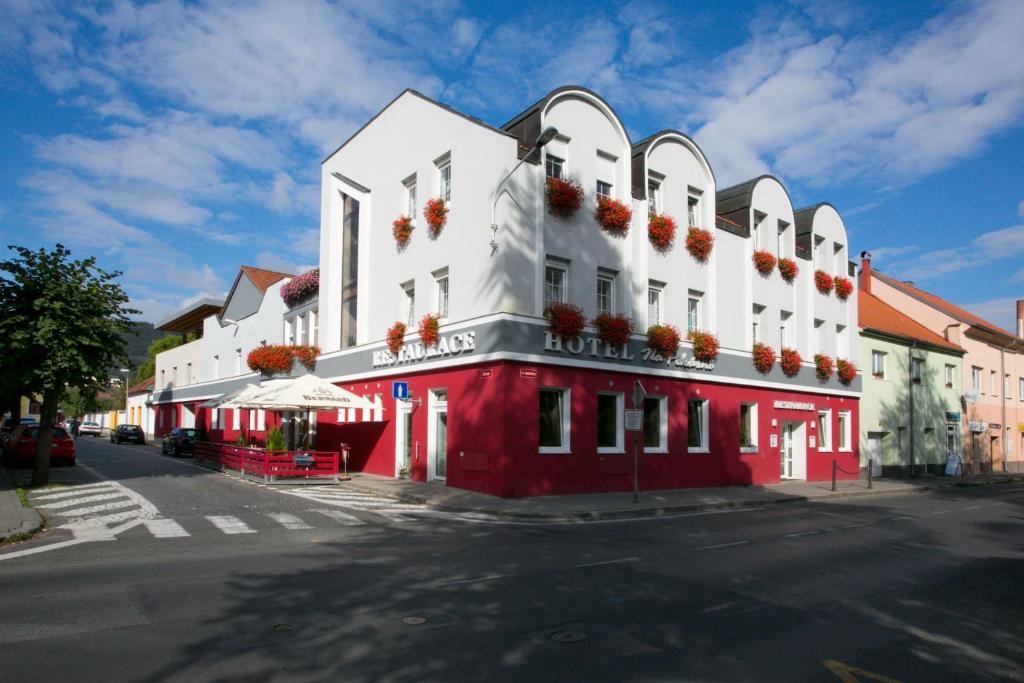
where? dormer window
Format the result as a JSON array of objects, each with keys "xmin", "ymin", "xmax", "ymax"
[
  {"xmin": 596, "ymin": 180, "xmax": 612, "ymax": 199},
  {"xmin": 687, "ymin": 190, "xmax": 701, "ymax": 228},
  {"xmin": 777, "ymin": 220, "xmax": 789, "ymax": 259},
  {"xmin": 752, "ymin": 211, "xmax": 765, "ymax": 248},
  {"xmin": 648, "ymin": 179, "xmax": 661, "ymax": 216},
  {"xmin": 546, "ymin": 154, "xmax": 564, "ymax": 180}
]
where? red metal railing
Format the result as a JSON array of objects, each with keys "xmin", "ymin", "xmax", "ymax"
[{"xmin": 193, "ymin": 442, "xmax": 339, "ymax": 480}]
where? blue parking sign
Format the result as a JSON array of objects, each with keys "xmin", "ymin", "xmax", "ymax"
[{"xmin": 392, "ymin": 381, "xmax": 409, "ymax": 400}]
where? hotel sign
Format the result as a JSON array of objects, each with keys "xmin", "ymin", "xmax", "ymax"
[
  {"xmin": 543, "ymin": 332, "xmax": 715, "ymax": 371},
  {"xmin": 372, "ymin": 332, "xmax": 476, "ymax": 368},
  {"xmin": 773, "ymin": 401, "xmax": 816, "ymax": 411}
]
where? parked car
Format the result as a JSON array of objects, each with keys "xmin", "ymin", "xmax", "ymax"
[
  {"xmin": 78, "ymin": 421, "xmax": 102, "ymax": 437},
  {"xmin": 161, "ymin": 427, "xmax": 198, "ymax": 457},
  {"xmin": 2, "ymin": 425, "xmax": 76, "ymax": 467},
  {"xmin": 111, "ymin": 424, "xmax": 146, "ymax": 445},
  {"xmin": 65, "ymin": 418, "xmax": 82, "ymax": 436},
  {"xmin": 1, "ymin": 418, "xmax": 37, "ymax": 449}
]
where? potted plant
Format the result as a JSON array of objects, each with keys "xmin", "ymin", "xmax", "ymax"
[
  {"xmin": 424, "ymin": 197, "xmax": 448, "ymax": 237},
  {"xmin": 814, "ymin": 353, "xmax": 834, "ymax": 382},
  {"xmin": 546, "ymin": 177, "xmax": 584, "ymax": 217},
  {"xmin": 752, "ymin": 249, "xmax": 777, "ymax": 276},
  {"xmin": 780, "ymin": 347, "xmax": 802, "ymax": 377},
  {"xmin": 592, "ymin": 313, "xmax": 634, "ymax": 346},
  {"xmin": 265, "ymin": 425, "xmax": 286, "ymax": 453},
  {"xmin": 688, "ymin": 330, "xmax": 720, "ymax": 362},
  {"xmin": 280, "ymin": 268, "xmax": 320, "ymax": 306},
  {"xmin": 291, "ymin": 345, "xmax": 320, "ymax": 370},
  {"xmin": 685, "ymin": 226, "xmax": 714, "ymax": 262},
  {"xmin": 646, "ymin": 323, "xmax": 681, "ymax": 359},
  {"xmin": 834, "ymin": 276, "xmax": 854, "ymax": 300},
  {"xmin": 752, "ymin": 342, "xmax": 776, "ymax": 374},
  {"xmin": 648, "ymin": 213, "xmax": 676, "ymax": 253},
  {"xmin": 544, "ymin": 302, "xmax": 585, "ymax": 341},
  {"xmin": 386, "ymin": 321, "xmax": 406, "ymax": 355},
  {"xmin": 392, "ymin": 215, "xmax": 414, "ymax": 247},
  {"xmin": 777, "ymin": 258, "xmax": 798, "ymax": 283},
  {"xmin": 595, "ymin": 196, "xmax": 632, "ymax": 237},
  {"xmin": 836, "ymin": 359, "xmax": 857, "ymax": 385},
  {"xmin": 814, "ymin": 270, "xmax": 834, "ymax": 295},
  {"xmin": 418, "ymin": 313, "xmax": 441, "ymax": 347},
  {"xmin": 397, "ymin": 463, "xmax": 410, "ymax": 479}
]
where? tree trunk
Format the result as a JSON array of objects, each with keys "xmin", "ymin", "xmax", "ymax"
[{"xmin": 31, "ymin": 391, "xmax": 60, "ymax": 487}]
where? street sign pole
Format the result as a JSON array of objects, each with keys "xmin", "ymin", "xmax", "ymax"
[{"xmin": 631, "ymin": 379, "xmax": 647, "ymax": 504}]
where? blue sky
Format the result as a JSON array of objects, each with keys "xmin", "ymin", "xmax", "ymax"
[{"xmin": 1, "ymin": 0, "xmax": 1022, "ymax": 329}]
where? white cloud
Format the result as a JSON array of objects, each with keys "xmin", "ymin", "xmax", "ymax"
[
  {"xmin": 955, "ymin": 296, "xmax": 1019, "ymax": 335},
  {"xmin": 874, "ymin": 223, "xmax": 1024, "ymax": 282}
]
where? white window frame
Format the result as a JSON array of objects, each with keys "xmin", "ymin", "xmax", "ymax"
[
  {"xmin": 836, "ymin": 324, "xmax": 847, "ymax": 359},
  {"xmin": 752, "ymin": 211, "xmax": 765, "ymax": 249},
  {"xmin": 872, "ymin": 351, "xmax": 886, "ymax": 379},
  {"xmin": 911, "ymin": 357, "xmax": 923, "ymax": 384},
  {"xmin": 813, "ymin": 319, "xmax": 824, "ymax": 354},
  {"xmin": 538, "ymin": 387, "xmax": 571, "ymax": 454},
  {"xmin": 232, "ymin": 408, "xmax": 240, "ymax": 431},
  {"xmin": 648, "ymin": 282, "xmax": 664, "ymax": 327},
  {"xmin": 436, "ymin": 155, "xmax": 451, "ymax": 203},
  {"xmin": 249, "ymin": 409, "xmax": 256, "ymax": 431},
  {"xmin": 403, "ymin": 175, "xmax": 417, "ymax": 223},
  {"xmin": 310, "ymin": 309, "xmax": 318, "ymax": 346},
  {"xmin": 211, "ymin": 408, "xmax": 219, "ymax": 430},
  {"xmin": 972, "ymin": 366, "xmax": 982, "ymax": 393},
  {"xmin": 777, "ymin": 220, "xmax": 789, "ymax": 259},
  {"xmin": 596, "ymin": 271, "xmax": 615, "ymax": 316},
  {"xmin": 647, "ymin": 178, "xmax": 661, "ymax": 216},
  {"xmin": 687, "ymin": 398, "xmax": 710, "ymax": 453},
  {"xmin": 991, "ymin": 370, "xmax": 997, "ymax": 396},
  {"xmin": 296, "ymin": 313, "xmax": 305, "ymax": 345},
  {"xmin": 780, "ymin": 311, "xmax": 791, "ymax": 349},
  {"xmin": 752, "ymin": 305, "xmax": 764, "ymax": 344},
  {"xmin": 642, "ymin": 395, "xmax": 668, "ymax": 454},
  {"xmin": 687, "ymin": 290, "xmax": 702, "ymax": 333},
  {"xmin": 284, "ymin": 319, "xmax": 294, "ymax": 345},
  {"xmin": 544, "ymin": 258, "xmax": 568, "ymax": 308},
  {"xmin": 401, "ymin": 281, "xmax": 415, "ymax": 326},
  {"xmin": 596, "ymin": 179, "xmax": 612, "ymax": 199},
  {"xmin": 837, "ymin": 410, "xmax": 851, "ymax": 451},
  {"xmin": 545, "ymin": 153, "xmax": 565, "ymax": 180},
  {"xmin": 687, "ymin": 190, "xmax": 701, "ymax": 228},
  {"xmin": 596, "ymin": 392, "xmax": 625, "ymax": 454},
  {"xmin": 739, "ymin": 402, "xmax": 758, "ymax": 453},
  {"xmin": 818, "ymin": 409, "xmax": 832, "ymax": 452},
  {"xmin": 257, "ymin": 409, "xmax": 266, "ymax": 431},
  {"xmin": 434, "ymin": 268, "xmax": 449, "ymax": 320}
]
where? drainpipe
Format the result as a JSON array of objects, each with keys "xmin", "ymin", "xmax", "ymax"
[
  {"xmin": 999, "ymin": 340, "xmax": 1014, "ymax": 473},
  {"xmin": 908, "ymin": 341, "xmax": 916, "ymax": 477}
]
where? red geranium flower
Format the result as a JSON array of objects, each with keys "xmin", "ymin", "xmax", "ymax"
[
  {"xmin": 418, "ymin": 313, "xmax": 441, "ymax": 347},
  {"xmin": 544, "ymin": 302, "xmax": 585, "ymax": 341},
  {"xmin": 595, "ymin": 196, "xmax": 632, "ymax": 237},
  {"xmin": 685, "ymin": 227, "xmax": 714, "ymax": 262},
  {"xmin": 778, "ymin": 258, "xmax": 798, "ymax": 283},
  {"xmin": 815, "ymin": 270, "xmax": 834, "ymax": 295},
  {"xmin": 780, "ymin": 347, "xmax": 802, "ymax": 376},
  {"xmin": 837, "ymin": 358, "xmax": 857, "ymax": 385},
  {"xmin": 752, "ymin": 342, "xmax": 776, "ymax": 374},
  {"xmin": 688, "ymin": 330, "xmax": 720, "ymax": 362},
  {"xmin": 386, "ymin": 321, "xmax": 406, "ymax": 355},
  {"xmin": 592, "ymin": 313, "xmax": 634, "ymax": 346},
  {"xmin": 247, "ymin": 345, "xmax": 319, "ymax": 373},
  {"xmin": 646, "ymin": 324, "xmax": 681, "ymax": 359},
  {"xmin": 392, "ymin": 215, "xmax": 414, "ymax": 247},
  {"xmin": 648, "ymin": 213, "xmax": 676, "ymax": 253},
  {"xmin": 753, "ymin": 249, "xmax": 777, "ymax": 275},
  {"xmin": 424, "ymin": 197, "xmax": 448, "ymax": 237},
  {"xmin": 546, "ymin": 177, "xmax": 584, "ymax": 218},
  {"xmin": 834, "ymin": 276, "xmax": 854, "ymax": 300},
  {"xmin": 814, "ymin": 353, "xmax": 835, "ymax": 382}
]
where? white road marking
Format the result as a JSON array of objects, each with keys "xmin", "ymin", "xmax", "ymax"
[
  {"xmin": 266, "ymin": 512, "xmax": 313, "ymax": 530},
  {"xmin": 567, "ymin": 556, "xmax": 640, "ymax": 569},
  {"xmin": 311, "ymin": 509, "xmax": 366, "ymax": 526},
  {"xmin": 142, "ymin": 519, "xmax": 190, "ymax": 538},
  {"xmin": 34, "ymin": 492, "xmax": 127, "ymax": 509},
  {"xmin": 206, "ymin": 515, "xmax": 257, "ymax": 534},
  {"xmin": 439, "ymin": 574, "xmax": 511, "ymax": 586},
  {"xmin": 930, "ymin": 510, "xmax": 950, "ymax": 515},
  {"xmin": 842, "ymin": 522, "xmax": 874, "ymax": 528},
  {"xmin": 964, "ymin": 505, "xmax": 982, "ymax": 510},
  {"xmin": 32, "ymin": 484, "xmax": 119, "ymax": 501},
  {"xmin": 54, "ymin": 500, "xmax": 140, "ymax": 517},
  {"xmin": 695, "ymin": 540, "xmax": 750, "ymax": 550},
  {"xmin": 786, "ymin": 529, "xmax": 825, "ymax": 538}
]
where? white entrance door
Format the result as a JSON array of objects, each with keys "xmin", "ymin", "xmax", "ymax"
[
  {"xmin": 395, "ymin": 403, "xmax": 413, "ymax": 476},
  {"xmin": 428, "ymin": 390, "xmax": 448, "ymax": 481},
  {"xmin": 866, "ymin": 434, "xmax": 882, "ymax": 477},
  {"xmin": 781, "ymin": 423, "xmax": 795, "ymax": 479}
]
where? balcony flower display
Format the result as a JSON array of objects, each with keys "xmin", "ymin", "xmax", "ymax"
[
  {"xmin": 280, "ymin": 268, "xmax": 319, "ymax": 306},
  {"xmin": 780, "ymin": 347, "xmax": 802, "ymax": 376},
  {"xmin": 424, "ymin": 198, "xmax": 448, "ymax": 237},
  {"xmin": 544, "ymin": 302, "xmax": 585, "ymax": 341},
  {"xmin": 685, "ymin": 226, "xmax": 714, "ymax": 262},
  {"xmin": 688, "ymin": 330, "xmax": 720, "ymax": 363},
  {"xmin": 777, "ymin": 258, "xmax": 798, "ymax": 283},
  {"xmin": 834, "ymin": 276, "xmax": 854, "ymax": 300},
  {"xmin": 814, "ymin": 353, "xmax": 834, "ymax": 382},
  {"xmin": 648, "ymin": 213, "xmax": 677, "ymax": 253},
  {"xmin": 752, "ymin": 342, "xmax": 776, "ymax": 374},
  {"xmin": 392, "ymin": 215, "xmax": 414, "ymax": 247},
  {"xmin": 814, "ymin": 270, "xmax": 834, "ymax": 295},
  {"xmin": 646, "ymin": 323, "xmax": 681, "ymax": 359},
  {"xmin": 837, "ymin": 358, "xmax": 857, "ymax": 385},
  {"xmin": 595, "ymin": 196, "xmax": 632, "ymax": 237},
  {"xmin": 418, "ymin": 313, "xmax": 441, "ymax": 347},
  {"xmin": 386, "ymin": 321, "xmax": 407, "ymax": 355},
  {"xmin": 592, "ymin": 313, "xmax": 634, "ymax": 346},
  {"xmin": 752, "ymin": 249, "xmax": 777, "ymax": 276},
  {"xmin": 247, "ymin": 344, "xmax": 320, "ymax": 374},
  {"xmin": 546, "ymin": 177, "xmax": 584, "ymax": 218}
]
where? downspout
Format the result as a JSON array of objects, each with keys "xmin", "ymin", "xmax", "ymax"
[
  {"xmin": 999, "ymin": 340, "xmax": 1014, "ymax": 473},
  {"xmin": 909, "ymin": 341, "xmax": 916, "ymax": 476}
]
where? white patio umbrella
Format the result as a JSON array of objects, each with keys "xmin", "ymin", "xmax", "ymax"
[{"xmin": 197, "ymin": 383, "xmax": 260, "ymax": 409}]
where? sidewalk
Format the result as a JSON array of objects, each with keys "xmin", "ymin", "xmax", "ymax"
[
  {"xmin": 342, "ymin": 472, "xmax": 1024, "ymax": 521},
  {"xmin": 0, "ymin": 468, "xmax": 43, "ymax": 541}
]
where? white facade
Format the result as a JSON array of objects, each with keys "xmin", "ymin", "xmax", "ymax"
[
  {"xmin": 201, "ymin": 279, "xmax": 291, "ymax": 382},
  {"xmin": 154, "ymin": 339, "xmax": 203, "ymax": 391}
]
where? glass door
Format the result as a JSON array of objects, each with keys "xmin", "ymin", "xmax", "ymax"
[
  {"xmin": 781, "ymin": 423, "xmax": 794, "ymax": 479},
  {"xmin": 429, "ymin": 390, "xmax": 448, "ymax": 481}
]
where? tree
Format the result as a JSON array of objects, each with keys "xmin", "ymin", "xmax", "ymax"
[
  {"xmin": 135, "ymin": 334, "xmax": 188, "ymax": 381},
  {"xmin": 61, "ymin": 386, "xmax": 102, "ymax": 420},
  {"xmin": 0, "ymin": 244, "xmax": 137, "ymax": 485}
]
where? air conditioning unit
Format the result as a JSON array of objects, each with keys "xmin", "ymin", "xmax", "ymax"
[{"xmin": 963, "ymin": 390, "xmax": 979, "ymax": 404}]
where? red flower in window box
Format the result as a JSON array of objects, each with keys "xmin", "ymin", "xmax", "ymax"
[
  {"xmin": 814, "ymin": 353, "xmax": 834, "ymax": 382},
  {"xmin": 688, "ymin": 330, "xmax": 720, "ymax": 363},
  {"xmin": 544, "ymin": 302, "xmax": 585, "ymax": 341},
  {"xmin": 648, "ymin": 213, "xmax": 676, "ymax": 253},
  {"xmin": 685, "ymin": 226, "xmax": 715, "ymax": 262},
  {"xmin": 752, "ymin": 342, "xmax": 776, "ymax": 374},
  {"xmin": 418, "ymin": 313, "xmax": 441, "ymax": 347},
  {"xmin": 752, "ymin": 249, "xmax": 777, "ymax": 275},
  {"xmin": 834, "ymin": 276, "xmax": 854, "ymax": 300},
  {"xmin": 290, "ymin": 345, "xmax": 320, "ymax": 370},
  {"xmin": 646, "ymin": 323, "xmax": 681, "ymax": 359},
  {"xmin": 777, "ymin": 257, "xmax": 798, "ymax": 283},
  {"xmin": 837, "ymin": 358, "xmax": 857, "ymax": 385},
  {"xmin": 423, "ymin": 197, "xmax": 448, "ymax": 237},
  {"xmin": 546, "ymin": 177, "xmax": 584, "ymax": 218},
  {"xmin": 595, "ymin": 196, "xmax": 632, "ymax": 237},
  {"xmin": 780, "ymin": 347, "xmax": 802, "ymax": 376},
  {"xmin": 386, "ymin": 321, "xmax": 406, "ymax": 355},
  {"xmin": 247, "ymin": 345, "xmax": 319, "ymax": 374},
  {"xmin": 814, "ymin": 270, "xmax": 834, "ymax": 295},
  {"xmin": 592, "ymin": 313, "xmax": 634, "ymax": 346},
  {"xmin": 392, "ymin": 215, "xmax": 414, "ymax": 247}
]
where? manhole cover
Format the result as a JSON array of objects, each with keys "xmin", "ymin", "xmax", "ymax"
[
  {"xmin": 549, "ymin": 630, "xmax": 587, "ymax": 643},
  {"xmin": 402, "ymin": 616, "xmax": 427, "ymax": 625},
  {"xmin": 272, "ymin": 623, "xmax": 293, "ymax": 632}
]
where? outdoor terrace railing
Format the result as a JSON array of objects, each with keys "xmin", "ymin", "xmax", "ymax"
[{"xmin": 193, "ymin": 441, "xmax": 340, "ymax": 481}]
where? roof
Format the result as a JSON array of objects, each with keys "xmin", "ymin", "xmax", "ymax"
[
  {"xmin": 155, "ymin": 297, "xmax": 225, "ymax": 333},
  {"xmin": 629, "ymin": 130, "xmax": 717, "ymax": 200},
  {"xmin": 715, "ymin": 175, "xmax": 793, "ymax": 217},
  {"xmin": 859, "ymin": 292, "xmax": 964, "ymax": 353},
  {"xmin": 872, "ymin": 270, "xmax": 1022, "ymax": 342},
  {"xmin": 793, "ymin": 202, "xmax": 837, "ymax": 236},
  {"xmin": 127, "ymin": 375, "xmax": 155, "ymax": 396},
  {"xmin": 240, "ymin": 265, "xmax": 293, "ymax": 293}
]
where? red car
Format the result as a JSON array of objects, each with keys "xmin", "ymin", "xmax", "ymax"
[{"xmin": 2, "ymin": 425, "xmax": 76, "ymax": 467}]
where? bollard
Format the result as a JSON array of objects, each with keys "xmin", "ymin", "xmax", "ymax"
[
  {"xmin": 831, "ymin": 459, "xmax": 837, "ymax": 492},
  {"xmin": 868, "ymin": 458, "xmax": 873, "ymax": 489}
]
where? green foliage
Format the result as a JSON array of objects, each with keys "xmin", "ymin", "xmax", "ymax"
[
  {"xmin": 61, "ymin": 386, "xmax": 102, "ymax": 419},
  {"xmin": 265, "ymin": 425, "xmax": 285, "ymax": 452},
  {"xmin": 135, "ymin": 334, "xmax": 189, "ymax": 381},
  {"xmin": 235, "ymin": 431, "xmax": 249, "ymax": 447}
]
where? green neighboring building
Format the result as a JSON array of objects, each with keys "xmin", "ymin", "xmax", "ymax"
[{"xmin": 859, "ymin": 291, "xmax": 965, "ymax": 476}]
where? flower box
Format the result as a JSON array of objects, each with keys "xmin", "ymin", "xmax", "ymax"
[
  {"xmin": 386, "ymin": 321, "xmax": 406, "ymax": 355},
  {"xmin": 814, "ymin": 353, "xmax": 834, "ymax": 382},
  {"xmin": 753, "ymin": 249, "xmax": 777, "ymax": 276},
  {"xmin": 418, "ymin": 313, "xmax": 441, "ymax": 347},
  {"xmin": 814, "ymin": 270, "xmax": 834, "ymax": 295},
  {"xmin": 688, "ymin": 330, "xmax": 720, "ymax": 362},
  {"xmin": 424, "ymin": 197, "xmax": 448, "ymax": 237},
  {"xmin": 280, "ymin": 268, "xmax": 320, "ymax": 306},
  {"xmin": 592, "ymin": 313, "xmax": 634, "ymax": 346},
  {"xmin": 646, "ymin": 323, "xmax": 681, "ymax": 359},
  {"xmin": 595, "ymin": 196, "xmax": 632, "ymax": 237},
  {"xmin": 777, "ymin": 258, "xmax": 798, "ymax": 283},
  {"xmin": 247, "ymin": 344, "xmax": 320, "ymax": 374},
  {"xmin": 685, "ymin": 226, "xmax": 714, "ymax": 262},
  {"xmin": 780, "ymin": 347, "xmax": 802, "ymax": 376},
  {"xmin": 392, "ymin": 215, "xmax": 414, "ymax": 247},
  {"xmin": 546, "ymin": 177, "xmax": 584, "ymax": 218},
  {"xmin": 648, "ymin": 213, "xmax": 677, "ymax": 253},
  {"xmin": 834, "ymin": 276, "xmax": 854, "ymax": 300},
  {"xmin": 752, "ymin": 342, "xmax": 776, "ymax": 374},
  {"xmin": 836, "ymin": 358, "xmax": 857, "ymax": 385},
  {"xmin": 544, "ymin": 302, "xmax": 585, "ymax": 341}
]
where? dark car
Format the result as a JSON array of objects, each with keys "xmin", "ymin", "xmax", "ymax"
[
  {"xmin": 3, "ymin": 425, "xmax": 75, "ymax": 467},
  {"xmin": 111, "ymin": 424, "xmax": 146, "ymax": 445},
  {"xmin": 161, "ymin": 427, "xmax": 198, "ymax": 457},
  {"xmin": 66, "ymin": 418, "xmax": 82, "ymax": 436}
]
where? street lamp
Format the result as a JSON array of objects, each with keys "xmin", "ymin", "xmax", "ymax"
[
  {"xmin": 120, "ymin": 368, "xmax": 130, "ymax": 427},
  {"xmin": 488, "ymin": 126, "xmax": 560, "ymax": 253}
]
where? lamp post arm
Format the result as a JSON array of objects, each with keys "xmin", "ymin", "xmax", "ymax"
[{"xmin": 490, "ymin": 155, "xmax": 532, "ymax": 228}]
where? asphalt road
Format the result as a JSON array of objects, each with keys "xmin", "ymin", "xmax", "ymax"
[{"xmin": 1, "ymin": 437, "xmax": 1022, "ymax": 682}]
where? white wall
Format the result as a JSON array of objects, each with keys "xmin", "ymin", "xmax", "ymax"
[
  {"xmin": 200, "ymin": 279, "xmax": 289, "ymax": 381},
  {"xmin": 154, "ymin": 339, "xmax": 202, "ymax": 390},
  {"xmin": 807, "ymin": 205, "xmax": 857, "ymax": 360}
]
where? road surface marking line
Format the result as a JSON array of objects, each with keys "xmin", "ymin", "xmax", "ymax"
[
  {"xmin": 35, "ymin": 492, "xmax": 129, "ymax": 509},
  {"xmin": 568, "ymin": 556, "xmax": 640, "ymax": 569},
  {"xmin": 311, "ymin": 508, "xmax": 366, "ymax": 526},
  {"xmin": 266, "ymin": 513, "xmax": 313, "ymax": 530},
  {"xmin": 930, "ymin": 510, "xmax": 950, "ymax": 515},
  {"xmin": 373, "ymin": 511, "xmax": 418, "ymax": 523},
  {"xmin": 841, "ymin": 522, "xmax": 874, "ymax": 528},
  {"xmin": 440, "ymin": 574, "xmax": 511, "ymax": 586},
  {"xmin": 889, "ymin": 516, "xmax": 914, "ymax": 521},
  {"xmin": 77, "ymin": 461, "xmax": 110, "ymax": 480},
  {"xmin": 786, "ymin": 529, "xmax": 824, "ymax": 538},
  {"xmin": 63, "ymin": 510, "xmax": 147, "ymax": 525},
  {"xmin": 143, "ymin": 519, "xmax": 190, "ymax": 538},
  {"xmin": 0, "ymin": 538, "xmax": 93, "ymax": 561},
  {"xmin": 964, "ymin": 505, "xmax": 982, "ymax": 510},
  {"xmin": 695, "ymin": 540, "xmax": 750, "ymax": 550},
  {"xmin": 50, "ymin": 500, "xmax": 140, "ymax": 517},
  {"xmin": 31, "ymin": 485, "xmax": 118, "ymax": 500},
  {"xmin": 206, "ymin": 515, "xmax": 257, "ymax": 534}
]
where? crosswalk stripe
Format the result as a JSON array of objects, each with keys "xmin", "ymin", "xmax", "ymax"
[
  {"xmin": 206, "ymin": 515, "xmax": 257, "ymax": 534},
  {"xmin": 67, "ymin": 510, "xmax": 150, "ymax": 526},
  {"xmin": 143, "ymin": 519, "xmax": 190, "ymax": 538},
  {"xmin": 52, "ymin": 500, "xmax": 140, "ymax": 517},
  {"xmin": 266, "ymin": 512, "xmax": 313, "ymax": 530},
  {"xmin": 311, "ymin": 508, "xmax": 366, "ymax": 526},
  {"xmin": 36, "ymin": 492, "xmax": 128, "ymax": 509},
  {"xmin": 373, "ymin": 511, "xmax": 418, "ymax": 523},
  {"xmin": 32, "ymin": 485, "xmax": 118, "ymax": 501}
]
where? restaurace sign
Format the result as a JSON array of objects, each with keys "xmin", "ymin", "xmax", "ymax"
[
  {"xmin": 543, "ymin": 332, "xmax": 715, "ymax": 371},
  {"xmin": 372, "ymin": 332, "xmax": 476, "ymax": 368}
]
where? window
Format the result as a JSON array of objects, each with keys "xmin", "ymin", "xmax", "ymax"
[
  {"xmin": 647, "ymin": 179, "xmax": 661, "ymax": 216},
  {"xmin": 643, "ymin": 396, "xmax": 667, "ymax": 452},
  {"xmin": 596, "ymin": 271, "xmax": 615, "ymax": 316},
  {"xmin": 211, "ymin": 408, "xmax": 219, "ymax": 430},
  {"xmin": 814, "ymin": 235, "xmax": 826, "ymax": 269},
  {"xmin": 235, "ymin": 348, "xmax": 242, "ymax": 375},
  {"xmin": 911, "ymin": 358, "xmax": 923, "ymax": 383},
  {"xmin": 434, "ymin": 269, "xmax": 449, "ymax": 319},
  {"xmin": 539, "ymin": 388, "xmax": 570, "ymax": 452},
  {"xmin": 991, "ymin": 370, "xmax": 997, "ymax": 396},
  {"xmin": 340, "ymin": 193, "xmax": 359, "ymax": 349},
  {"xmin": 596, "ymin": 180, "xmax": 612, "ymax": 199},
  {"xmin": 232, "ymin": 408, "xmax": 240, "ymax": 431},
  {"xmin": 945, "ymin": 364, "xmax": 955, "ymax": 388},
  {"xmin": 403, "ymin": 176, "xmax": 417, "ymax": 222},
  {"xmin": 777, "ymin": 220, "xmax": 789, "ymax": 259},
  {"xmin": 780, "ymin": 311, "xmax": 791, "ymax": 348},
  {"xmin": 248, "ymin": 409, "xmax": 256, "ymax": 431},
  {"xmin": 739, "ymin": 403, "xmax": 758, "ymax": 451},
  {"xmin": 837, "ymin": 411, "xmax": 851, "ymax": 451},
  {"xmin": 836, "ymin": 325, "xmax": 847, "ymax": 359},
  {"xmin": 437, "ymin": 158, "xmax": 451, "ymax": 203},
  {"xmin": 597, "ymin": 393, "xmax": 624, "ymax": 452},
  {"xmin": 545, "ymin": 154, "xmax": 564, "ymax": 180},
  {"xmin": 1019, "ymin": 377, "xmax": 1024, "ymax": 401},
  {"xmin": 257, "ymin": 410, "xmax": 265, "ymax": 432},
  {"xmin": 648, "ymin": 282, "xmax": 664, "ymax": 326},
  {"xmin": 296, "ymin": 314, "xmax": 305, "ymax": 345},
  {"xmin": 752, "ymin": 305, "xmax": 764, "ymax": 343},
  {"xmin": 872, "ymin": 351, "xmax": 886, "ymax": 379},
  {"xmin": 687, "ymin": 191, "xmax": 701, "ymax": 228},
  {"xmin": 401, "ymin": 281, "xmax": 415, "ymax": 326},
  {"xmin": 687, "ymin": 399, "xmax": 709, "ymax": 451},
  {"xmin": 972, "ymin": 366, "xmax": 982, "ymax": 393},
  {"xmin": 752, "ymin": 211, "xmax": 765, "ymax": 249},
  {"xmin": 544, "ymin": 259, "xmax": 567, "ymax": 307},
  {"xmin": 834, "ymin": 242, "xmax": 844, "ymax": 274},
  {"xmin": 814, "ymin": 319, "xmax": 824, "ymax": 353},
  {"xmin": 687, "ymin": 291, "xmax": 702, "ymax": 332},
  {"xmin": 818, "ymin": 410, "xmax": 832, "ymax": 451},
  {"xmin": 311, "ymin": 310, "xmax": 319, "ymax": 346}
]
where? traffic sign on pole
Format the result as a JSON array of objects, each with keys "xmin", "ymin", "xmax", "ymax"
[{"xmin": 392, "ymin": 381, "xmax": 409, "ymax": 400}]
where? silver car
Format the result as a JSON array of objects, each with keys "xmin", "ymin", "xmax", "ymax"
[{"xmin": 78, "ymin": 421, "xmax": 102, "ymax": 437}]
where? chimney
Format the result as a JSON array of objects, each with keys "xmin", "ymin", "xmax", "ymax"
[
  {"xmin": 859, "ymin": 251, "xmax": 872, "ymax": 294},
  {"xmin": 1017, "ymin": 299, "xmax": 1024, "ymax": 337}
]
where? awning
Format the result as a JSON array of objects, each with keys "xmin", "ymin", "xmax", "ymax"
[{"xmin": 234, "ymin": 374, "xmax": 380, "ymax": 412}]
